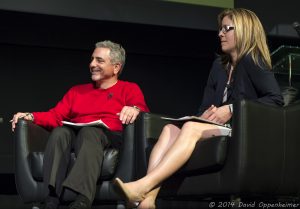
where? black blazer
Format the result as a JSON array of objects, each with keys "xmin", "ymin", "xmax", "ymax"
[{"xmin": 197, "ymin": 55, "xmax": 284, "ymax": 115}]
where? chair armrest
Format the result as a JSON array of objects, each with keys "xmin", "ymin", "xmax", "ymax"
[
  {"xmin": 14, "ymin": 119, "xmax": 50, "ymax": 203},
  {"xmin": 15, "ymin": 119, "xmax": 50, "ymax": 153},
  {"xmin": 113, "ymin": 122, "xmax": 135, "ymax": 182},
  {"xmin": 134, "ymin": 112, "xmax": 173, "ymax": 179},
  {"xmin": 281, "ymin": 102, "xmax": 300, "ymax": 192},
  {"xmin": 114, "ymin": 112, "xmax": 163, "ymax": 180},
  {"xmin": 221, "ymin": 100, "xmax": 285, "ymax": 192},
  {"xmin": 100, "ymin": 122, "xmax": 138, "ymax": 200}
]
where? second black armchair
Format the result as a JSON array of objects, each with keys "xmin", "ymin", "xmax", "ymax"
[{"xmin": 134, "ymin": 100, "xmax": 300, "ymax": 205}]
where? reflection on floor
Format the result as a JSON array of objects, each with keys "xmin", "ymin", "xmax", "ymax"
[
  {"xmin": 0, "ymin": 195, "xmax": 210, "ymax": 209},
  {"xmin": 0, "ymin": 195, "xmax": 32, "ymax": 209},
  {"xmin": 0, "ymin": 174, "xmax": 210, "ymax": 209}
]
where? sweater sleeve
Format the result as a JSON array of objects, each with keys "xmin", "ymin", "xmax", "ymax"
[
  {"xmin": 32, "ymin": 87, "xmax": 74, "ymax": 130},
  {"xmin": 124, "ymin": 83, "xmax": 149, "ymax": 112}
]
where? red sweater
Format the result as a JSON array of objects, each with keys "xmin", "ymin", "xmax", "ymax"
[{"xmin": 33, "ymin": 80, "xmax": 149, "ymax": 131}]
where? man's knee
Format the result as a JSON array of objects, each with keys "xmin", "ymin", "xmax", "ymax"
[
  {"xmin": 77, "ymin": 127, "xmax": 106, "ymax": 143},
  {"xmin": 48, "ymin": 126, "xmax": 73, "ymax": 148},
  {"xmin": 74, "ymin": 127, "xmax": 109, "ymax": 155}
]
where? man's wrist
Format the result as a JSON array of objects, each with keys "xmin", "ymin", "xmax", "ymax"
[
  {"xmin": 28, "ymin": 113, "xmax": 34, "ymax": 121},
  {"xmin": 132, "ymin": 105, "xmax": 140, "ymax": 112}
]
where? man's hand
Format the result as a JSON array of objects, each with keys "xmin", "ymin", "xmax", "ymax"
[
  {"xmin": 10, "ymin": 112, "xmax": 34, "ymax": 132},
  {"xmin": 200, "ymin": 105, "xmax": 232, "ymax": 125},
  {"xmin": 118, "ymin": 106, "xmax": 140, "ymax": 124}
]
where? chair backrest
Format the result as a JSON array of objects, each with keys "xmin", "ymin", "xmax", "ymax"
[{"xmin": 275, "ymin": 73, "xmax": 300, "ymax": 106}]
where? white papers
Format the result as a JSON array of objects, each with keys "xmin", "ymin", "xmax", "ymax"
[
  {"xmin": 161, "ymin": 116, "xmax": 225, "ymax": 127},
  {"xmin": 62, "ymin": 119, "xmax": 109, "ymax": 129},
  {"xmin": 161, "ymin": 116, "xmax": 231, "ymax": 136}
]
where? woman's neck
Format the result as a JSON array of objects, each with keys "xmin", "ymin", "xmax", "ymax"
[{"xmin": 230, "ymin": 52, "xmax": 237, "ymax": 67}]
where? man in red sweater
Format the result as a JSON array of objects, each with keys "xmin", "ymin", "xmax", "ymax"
[{"xmin": 11, "ymin": 40, "xmax": 149, "ymax": 209}]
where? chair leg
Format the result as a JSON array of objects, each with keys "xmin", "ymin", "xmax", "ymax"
[
  {"xmin": 230, "ymin": 196, "xmax": 241, "ymax": 208},
  {"xmin": 32, "ymin": 205, "xmax": 41, "ymax": 209}
]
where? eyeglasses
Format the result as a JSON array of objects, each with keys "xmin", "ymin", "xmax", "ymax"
[{"xmin": 219, "ymin": 25, "xmax": 235, "ymax": 34}]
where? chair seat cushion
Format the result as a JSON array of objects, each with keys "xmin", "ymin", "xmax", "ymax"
[
  {"xmin": 178, "ymin": 136, "xmax": 228, "ymax": 175},
  {"xmin": 29, "ymin": 148, "xmax": 119, "ymax": 181}
]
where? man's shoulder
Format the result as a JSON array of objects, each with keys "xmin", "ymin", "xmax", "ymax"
[
  {"xmin": 73, "ymin": 83, "xmax": 93, "ymax": 87},
  {"xmin": 69, "ymin": 83, "xmax": 94, "ymax": 92},
  {"xmin": 118, "ymin": 80, "xmax": 139, "ymax": 88}
]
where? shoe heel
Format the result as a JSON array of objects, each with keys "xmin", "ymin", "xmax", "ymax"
[{"xmin": 126, "ymin": 201, "xmax": 139, "ymax": 209}]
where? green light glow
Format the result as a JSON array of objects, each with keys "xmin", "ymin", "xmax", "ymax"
[{"xmin": 163, "ymin": 0, "xmax": 234, "ymax": 8}]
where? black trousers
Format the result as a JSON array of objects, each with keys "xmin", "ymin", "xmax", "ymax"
[{"xmin": 43, "ymin": 126, "xmax": 122, "ymax": 202}]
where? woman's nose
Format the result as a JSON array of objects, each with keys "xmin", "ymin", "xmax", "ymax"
[{"xmin": 218, "ymin": 30, "xmax": 224, "ymax": 37}]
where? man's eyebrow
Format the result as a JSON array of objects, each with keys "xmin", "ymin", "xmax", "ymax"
[{"xmin": 92, "ymin": 56, "xmax": 104, "ymax": 61}]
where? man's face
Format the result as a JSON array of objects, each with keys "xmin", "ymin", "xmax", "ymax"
[{"xmin": 89, "ymin": 47, "xmax": 120, "ymax": 82}]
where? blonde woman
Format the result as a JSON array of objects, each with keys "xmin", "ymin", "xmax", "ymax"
[{"xmin": 114, "ymin": 8, "xmax": 284, "ymax": 209}]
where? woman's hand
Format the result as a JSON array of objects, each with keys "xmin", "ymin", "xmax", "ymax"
[{"xmin": 200, "ymin": 105, "xmax": 232, "ymax": 124}]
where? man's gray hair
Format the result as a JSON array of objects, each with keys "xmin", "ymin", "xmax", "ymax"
[{"xmin": 95, "ymin": 40, "xmax": 126, "ymax": 73}]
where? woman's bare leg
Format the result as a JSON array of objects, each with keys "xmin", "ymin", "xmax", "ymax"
[
  {"xmin": 117, "ymin": 124, "xmax": 180, "ymax": 203},
  {"xmin": 137, "ymin": 124, "xmax": 180, "ymax": 209},
  {"xmin": 121, "ymin": 122, "xmax": 222, "ymax": 202}
]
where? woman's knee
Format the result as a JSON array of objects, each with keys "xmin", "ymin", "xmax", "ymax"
[
  {"xmin": 181, "ymin": 121, "xmax": 204, "ymax": 139},
  {"xmin": 162, "ymin": 124, "xmax": 179, "ymax": 133},
  {"xmin": 158, "ymin": 124, "xmax": 180, "ymax": 144}
]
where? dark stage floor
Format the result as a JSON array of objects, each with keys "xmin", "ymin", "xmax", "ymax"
[
  {"xmin": 8, "ymin": 174, "xmax": 299, "ymax": 209},
  {"xmin": 0, "ymin": 174, "xmax": 210, "ymax": 209},
  {"xmin": 0, "ymin": 195, "xmax": 210, "ymax": 209}
]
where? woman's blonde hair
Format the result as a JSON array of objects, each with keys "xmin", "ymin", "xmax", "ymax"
[{"xmin": 218, "ymin": 8, "xmax": 272, "ymax": 69}]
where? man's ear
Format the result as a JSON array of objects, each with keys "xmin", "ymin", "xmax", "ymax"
[{"xmin": 113, "ymin": 63, "xmax": 121, "ymax": 75}]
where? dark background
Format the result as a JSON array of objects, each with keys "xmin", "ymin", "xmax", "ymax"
[{"xmin": 1, "ymin": 0, "xmax": 300, "ymax": 195}]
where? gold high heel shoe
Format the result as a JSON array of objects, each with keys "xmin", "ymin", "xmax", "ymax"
[{"xmin": 113, "ymin": 178, "xmax": 145, "ymax": 208}]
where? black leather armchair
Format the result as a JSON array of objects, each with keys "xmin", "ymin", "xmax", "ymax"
[
  {"xmin": 134, "ymin": 100, "xmax": 300, "ymax": 205},
  {"xmin": 14, "ymin": 119, "xmax": 136, "ymax": 209}
]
